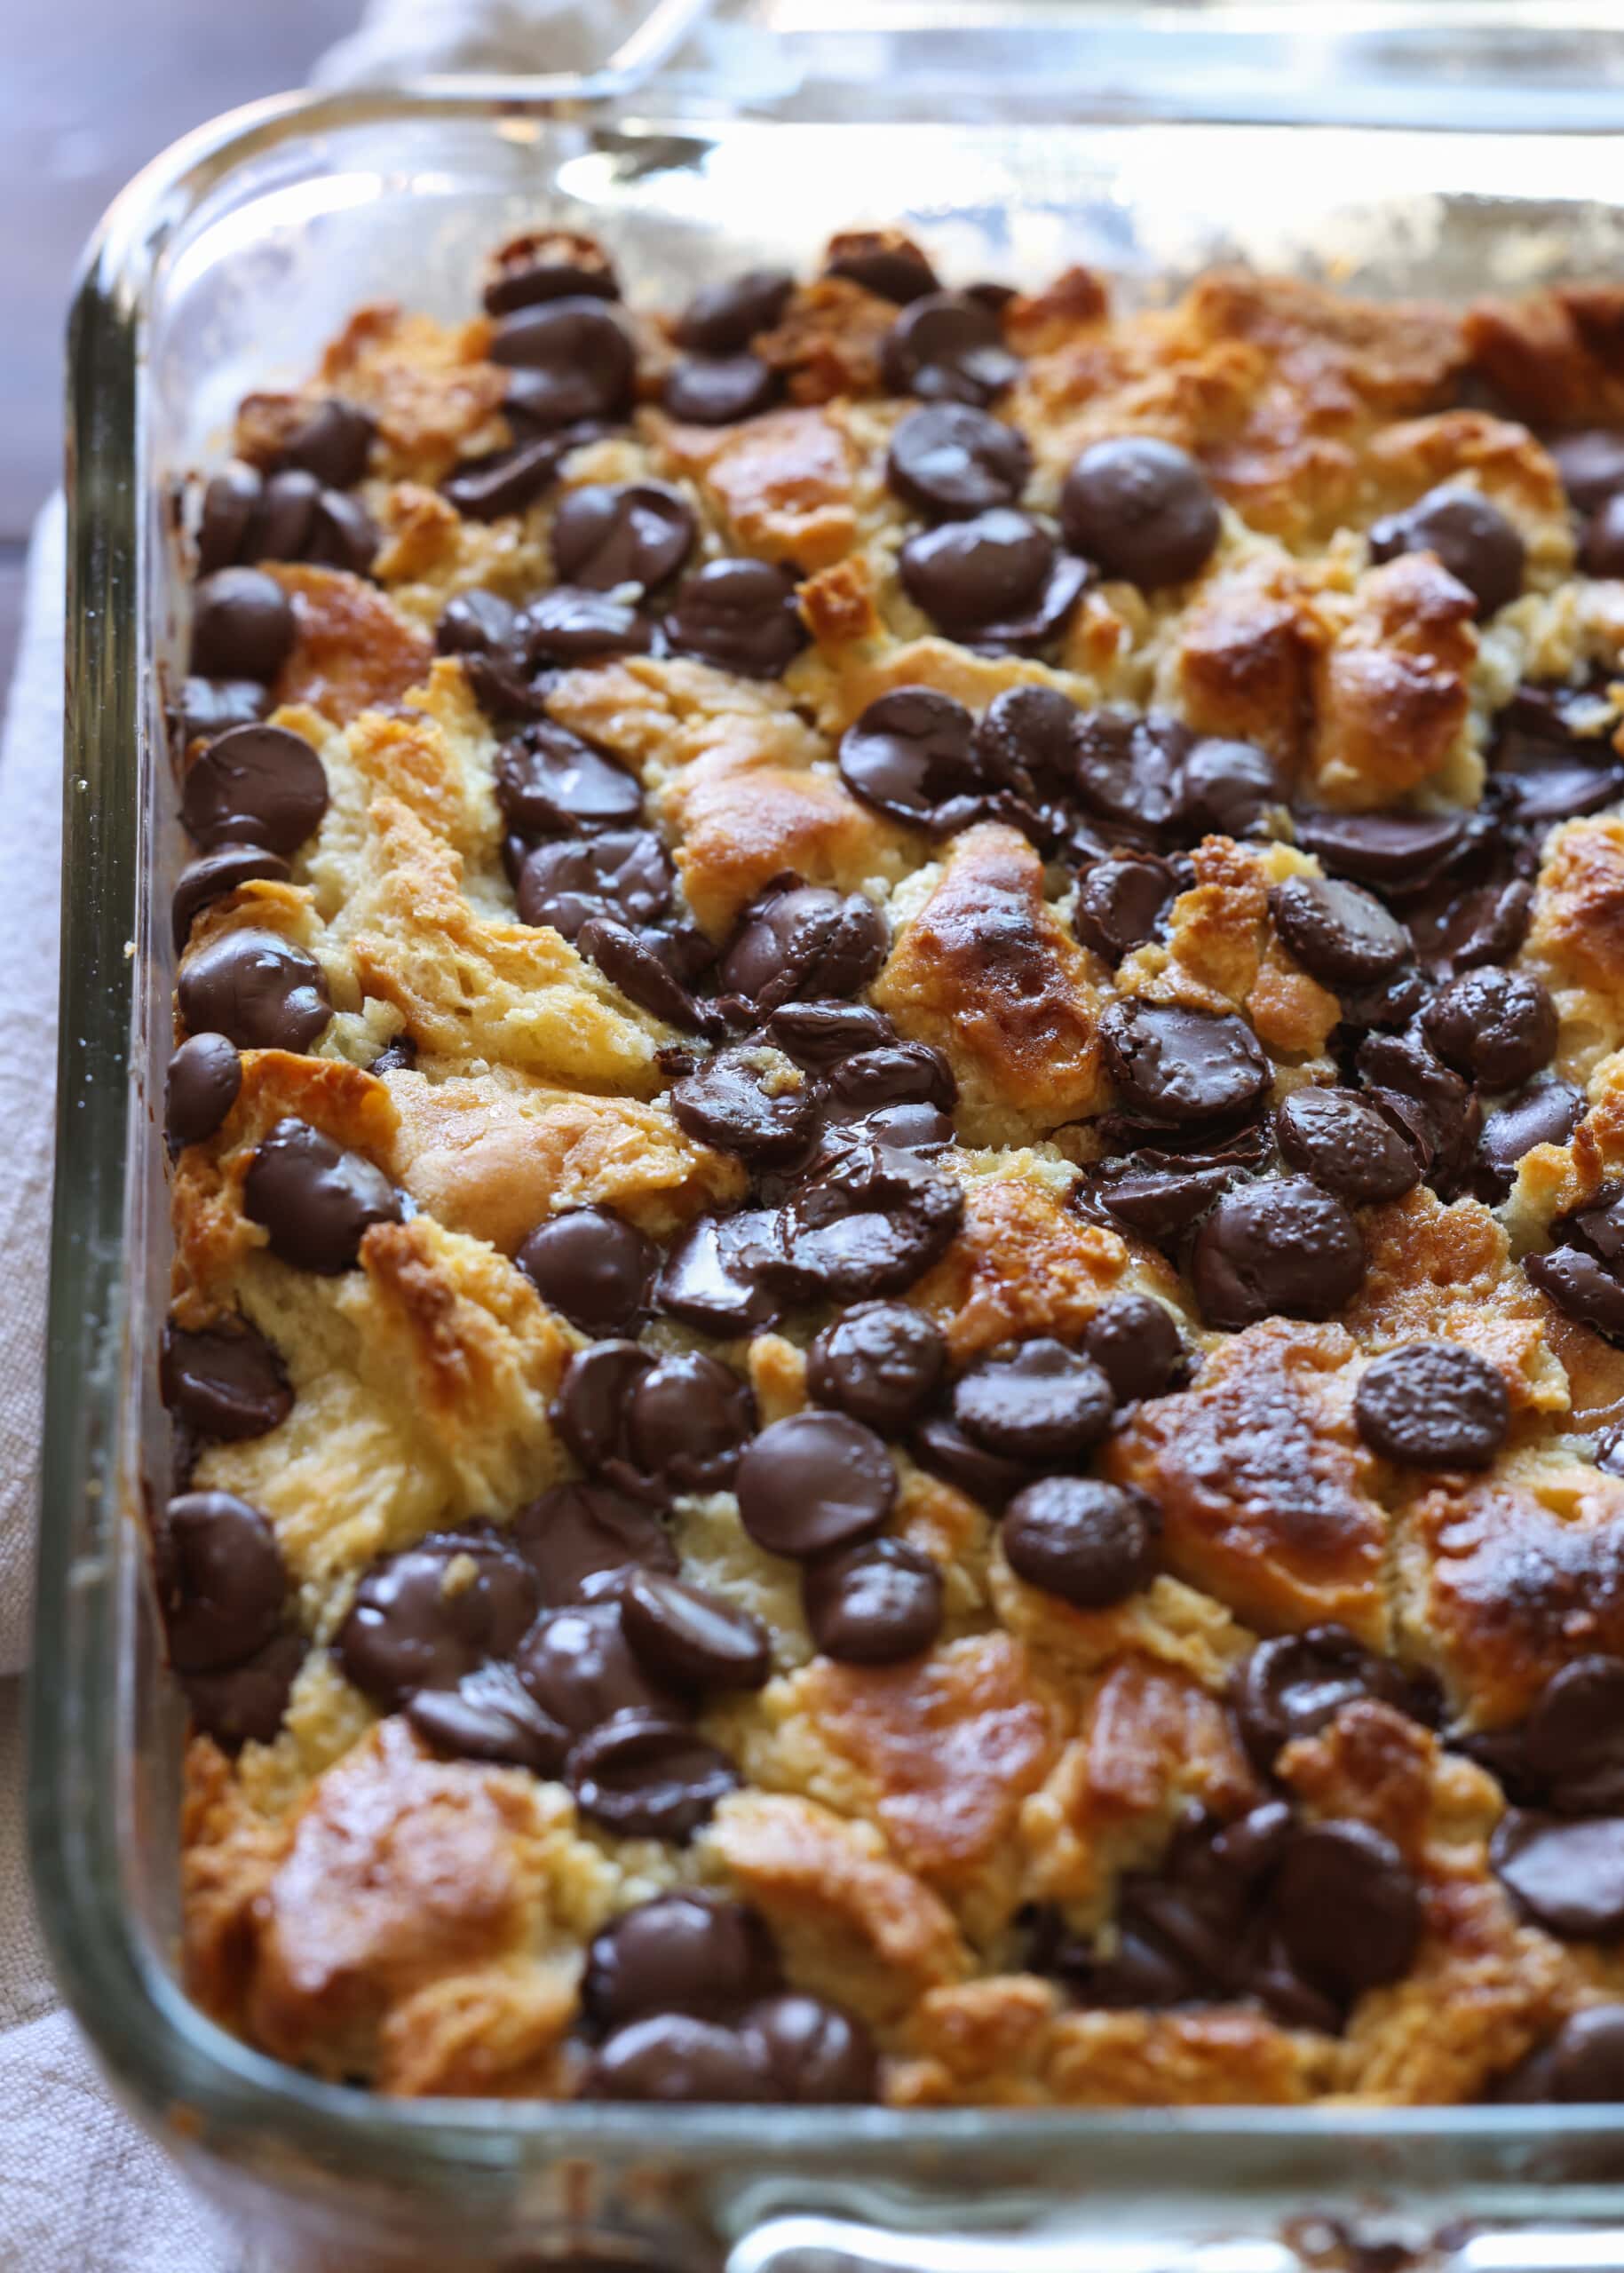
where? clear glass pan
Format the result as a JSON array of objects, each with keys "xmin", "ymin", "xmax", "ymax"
[{"xmin": 35, "ymin": 71, "xmax": 1624, "ymax": 2273}]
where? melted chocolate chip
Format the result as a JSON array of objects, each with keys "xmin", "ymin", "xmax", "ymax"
[
  {"xmin": 1525, "ymin": 1655, "xmax": 1624, "ymax": 1815},
  {"xmin": 773, "ymin": 1154, "xmax": 963, "ymax": 1300},
  {"xmin": 578, "ymin": 917, "xmax": 714, "ymax": 1034},
  {"xmin": 1081, "ymin": 1293, "xmax": 1185, "ymax": 1405},
  {"xmin": 566, "ymin": 1713, "xmax": 739, "ymax": 1842},
  {"xmin": 155, "ymin": 1490, "xmax": 286, "ymax": 1673},
  {"xmin": 1073, "ymin": 857, "xmax": 1174, "ymax": 962},
  {"xmin": 160, "ymin": 1319, "xmax": 291, "ymax": 1442},
  {"xmin": 585, "ymin": 2011, "xmax": 773, "ymax": 2101},
  {"xmin": 1423, "ymin": 967, "xmax": 1557, "ymax": 1090},
  {"xmin": 720, "ymin": 882, "xmax": 887, "ymax": 1010},
  {"xmin": 516, "ymin": 1207, "xmax": 654, "ymax": 1334},
  {"xmin": 306, "ymin": 488, "xmax": 379, "ymax": 574},
  {"xmin": 1582, "ymin": 495, "xmax": 1624, "ymax": 578},
  {"xmin": 974, "ymin": 683, "xmax": 1082, "ymax": 809},
  {"xmin": 1492, "ymin": 1810, "xmax": 1624, "ymax": 1936},
  {"xmin": 1191, "ymin": 1176, "xmax": 1366, "ymax": 1329},
  {"xmin": 1271, "ymin": 876, "xmax": 1412, "ymax": 986},
  {"xmin": 550, "ymin": 1342, "xmax": 655, "ymax": 1469},
  {"xmin": 662, "ymin": 354, "xmax": 779, "ymax": 425},
  {"xmin": 837, "ymin": 686, "xmax": 982, "ymax": 829},
  {"xmin": 627, "ymin": 1350, "xmax": 756, "ymax": 1491},
  {"xmin": 656, "ymin": 1208, "xmax": 784, "ymax": 1335},
  {"xmin": 736, "ymin": 1411, "xmax": 896, "ymax": 1559},
  {"xmin": 190, "ymin": 567, "xmax": 297, "ymax": 682},
  {"xmin": 677, "ymin": 268, "xmax": 795, "ymax": 354},
  {"xmin": 1477, "ymin": 1078, "xmax": 1586, "ymax": 1201},
  {"xmin": 807, "ymin": 1302, "xmax": 947, "ymax": 1434},
  {"xmin": 1355, "ymin": 1030, "xmax": 1481, "ymax": 1194},
  {"xmin": 1505, "ymin": 2006, "xmax": 1624, "ymax": 2103},
  {"xmin": 1489, "ymin": 689, "xmax": 1624, "ymax": 822},
  {"xmin": 583, "ymin": 1891, "xmax": 780, "ymax": 2025},
  {"xmin": 1527, "ymin": 1247, "xmax": 1624, "ymax": 1341},
  {"xmin": 620, "ymin": 1570, "xmax": 772, "ymax": 1691},
  {"xmin": 171, "ymin": 839, "xmax": 292, "ymax": 952},
  {"xmin": 247, "ymin": 468, "xmax": 319, "ymax": 562},
  {"xmin": 517, "ymin": 828, "xmax": 672, "ymax": 939},
  {"xmin": 197, "ymin": 463, "xmax": 264, "ymax": 574},
  {"xmin": 520, "ymin": 584, "xmax": 655, "ymax": 667},
  {"xmin": 1071, "ymin": 711, "xmax": 1192, "ymax": 840},
  {"xmin": 910, "ymin": 1413, "xmax": 1042, "ymax": 1511},
  {"xmin": 888, "ymin": 402, "xmax": 1030, "ymax": 519},
  {"xmin": 1002, "ymin": 1477, "xmax": 1157, "ymax": 1609},
  {"xmin": 181, "ymin": 1628, "xmax": 304, "ymax": 1748},
  {"xmin": 181, "ymin": 722, "xmax": 328, "ymax": 855},
  {"xmin": 368, "ymin": 1036, "xmax": 416, "ymax": 1077},
  {"xmin": 407, "ymin": 1660, "xmax": 569, "ymax": 1774},
  {"xmin": 802, "ymin": 1536, "xmax": 943, "ymax": 1663},
  {"xmin": 1294, "ymin": 810, "xmax": 1470, "ymax": 893},
  {"xmin": 495, "ymin": 722, "xmax": 642, "ymax": 836},
  {"xmin": 242, "ymin": 1118, "xmax": 402, "ymax": 1273},
  {"xmin": 1101, "ymin": 1000, "xmax": 1271, "ymax": 1127},
  {"xmin": 954, "ymin": 1339, "xmax": 1114, "ymax": 1462},
  {"xmin": 741, "ymin": 1993, "xmax": 879, "ymax": 2103},
  {"xmin": 1553, "ymin": 430, "xmax": 1624, "ymax": 514},
  {"xmin": 822, "ymin": 1041, "xmax": 955, "ymax": 1129},
  {"xmin": 665, "ymin": 557, "xmax": 805, "ymax": 678},
  {"xmin": 512, "ymin": 1479, "xmax": 679, "ymax": 1604},
  {"xmin": 516, "ymin": 1599, "xmax": 682, "ymax": 1733},
  {"xmin": 827, "ymin": 232, "xmax": 939, "ymax": 305},
  {"xmin": 1182, "ymin": 739, "xmax": 1279, "ymax": 836},
  {"xmin": 1369, "ymin": 485, "xmax": 1525, "ymax": 614},
  {"xmin": 1088, "ymin": 1152, "xmax": 1249, "ymax": 1248},
  {"xmin": 899, "ymin": 508, "xmax": 1057, "ymax": 638},
  {"xmin": 277, "ymin": 397, "xmax": 376, "ymax": 487},
  {"xmin": 176, "ymin": 928, "xmax": 331, "ymax": 1053},
  {"xmin": 1275, "ymin": 1087, "xmax": 1422, "ymax": 1206},
  {"xmin": 337, "ymin": 1531, "xmax": 541, "ymax": 1709},
  {"xmin": 881, "ymin": 293, "xmax": 1019, "ymax": 407},
  {"xmin": 1272, "ymin": 1822, "xmax": 1422, "ymax": 1995},
  {"xmin": 1061, "ymin": 438, "xmax": 1220, "ymax": 590},
  {"xmin": 671, "ymin": 1044, "xmax": 822, "ymax": 1166},
  {"xmin": 1424, "ymin": 877, "xmax": 1534, "ymax": 980},
  {"xmin": 765, "ymin": 1001, "xmax": 895, "ymax": 1067},
  {"xmin": 443, "ymin": 432, "xmax": 578, "ymax": 520},
  {"xmin": 1232, "ymin": 1628, "xmax": 1437, "ymax": 1772},
  {"xmin": 488, "ymin": 298, "xmax": 635, "ymax": 426},
  {"xmin": 165, "ymin": 1033, "xmax": 242, "ymax": 1152},
  {"xmin": 551, "ymin": 481, "xmax": 696, "ymax": 592},
  {"xmin": 485, "ymin": 233, "xmax": 619, "ymax": 317}
]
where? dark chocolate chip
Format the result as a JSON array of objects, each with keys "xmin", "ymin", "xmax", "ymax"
[
  {"xmin": 802, "ymin": 1536, "xmax": 943, "ymax": 1664},
  {"xmin": 626, "ymin": 1350, "xmax": 756, "ymax": 1491},
  {"xmin": 671, "ymin": 1044, "xmax": 822, "ymax": 1165},
  {"xmin": 1191, "ymin": 1175, "xmax": 1366, "ymax": 1329},
  {"xmin": 664, "ymin": 557, "xmax": 805, "ymax": 678},
  {"xmin": 1073, "ymin": 857, "xmax": 1174, "ymax": 962},
  {"xmin": 1100, "ymin": 999, "xmax": 1271, "ymax": 1127},
  {"xmin": 190, "ymin": 567, "xmax": 296, "ymax": 683},
  {"xmin": 368, "ymin": 1034, "xmax": 416, "ymax": 1076},
  {"xmin": 1081, "ymin": 1293, "xmax": 1185, "ymax": 1405},
  {"xmin": 910, "ymin": 1413, "xmax": 1042, "ymax": 1511},
  {"xmin": 1477, "ymin": 1078, "xmax": 1586, "ymax": 1201},
  {"xmin": 826, "ymin": 232, "xmax": 939, "ymax": 304},
  {"xmin": 1182, "ymin": 738, "xmax": 1279, "ymax": 836},
  {"xmin": 521, "ymin": 585, "xmax": 656, "ymax": 666},
  {"xmin": 160, "ymin": 1319, "xmax": 291, "ymax": 1442},
  {"xmin": 677, "ymin": 267, "xmax": 795, "ymax": 353},
  {"xmin": 1369, "ymin": 484, "xmax": 1525, "ymax": 614},
  {"xmin": 1553, "ymin": 431, "xmax": 1624, "ymax": 514},
  {"xmin": 656, "ymin": 1208, "xmax": 784, "ymax": 1336},
  {"xmin": 181, "ymin": 1629, "xmax": 303, "ymax": 1748},
  {"xmin": 484, "ymin": 233, "xmax": 619, "ymax": 316},
  {"xmin": 899, "ymin": 507, "xmax": 1055, "ymax": 637},
  {"xmin": 495, "ymin": 722, "xmax": 643, "ymax": 836},
  {"xmin": 1492, "ymin": 1809, "xmax": 1624, "ymax": 1936},
  {"xmin": 954, "ymin": 1338, "xmax": 1114, "ymax": 1462},
  {"xmin": 881, "ymin": 293, "xmax": 1020, "ymax": 408},
  {"xmin": 824, "ymin": 1040, "xmax": 953, "ymax": 1127},
  {"xmin": 305, "ymin": 488, "xmax": 379, "ymax": 575},
  {"xmin": 1071, "ymin": 711, "xmax": 1192, "ymax": 838},
  {"xmin": 974, "ymin": 683, "xmax": 1083, "ymax": 808},
  {"xmin": 1089, "ymin": 1153, "xmax": 1251, "ymax": 1247},
  {"xmin": 1060, "ymin": 437, "xmax": 1220, "ymax": 590},
  {"xmin": 1423, "ymin": 967, "xmax": 1557, "ymax": 1090},
  {"xmin": 242, "ymin": 1117, "xmax": 402, "ymax": 1273},
  {"xmin": 662, "ymin": 354, "xmax": 779, "ymax": 425},
  {"xmin": 620, "ymin": 1569, "xmax": 772, "ymax": 1691},
  {"xmin": 1582, "ymin": 495, "xmax": 1624, "ymax": 579},
  {"xmin": 807, "ymin": 1303, "xmax": 947, "ymax": 1435},
  {"xmin": 566, "ymin": 1713, "xmax": 739, "ymax": 1842},
  {"xmin": 488, "ymin": 298, "xmax": 636, "ymax": 426},
  {"xmin": 407, "ymin": 1659, "xmax": 570, "ymax": 1774},
  {"xmin": 155, "ymin": 1489, "xmax": 286, "ymax": 1673},
  {"xmin": 1294, "ymin": 810, "xmax": 1470, "ymax": 892},
  {"xmin": 888, "ymin": 401, "xmax": 1030, "ymax": 520},
  {"xmin": 1527, "ymin": 1246, "xmax": 1624, "ymax": 1342},
  {"xmin": 1273, "ymin": 1821, "xmax": 1422, "ymax": 1994},
  {"xmin": 837, "ymin": 686, "xmax": 982, "ymax": 829},
  {"xmin": 550, "ymin": 1342, "xmax": 655, "ymax": 1470},
  {"xmin": 1271, "ymin": 875, "xmax": 1412, "ymax": 986},
  {"xmin": 443, "ymin": 432, "xmax": 577, "ymax": 519},
  {"xmin": 512, "ymin": 1478, "xmax": 678, "ymax": 1604},
  {"xmin": 764, "ymin": 1001, "xmax": 896, "ymax": 1068},
  {"xmin": 1355, "ymin": 1029, "xmax": 1481, "ymax": 1194},
  {"xmin": 577, "ymin": 917, "xmax": 712, "ymax": 1034},
  {"xmin": 176, "ymin": 928, "xmax": 331, "ymax": 1052},
  {"xmin": 773, "ymin": 1153, "xmax": 963, "ymax": 1299},
  {"xmin": 337, "ymin": 1531, "xmax": 541, "ymax": 1710},
  {"xmin": 165, "ymin": 1033, "xmax": 242, "ymax": 1152},
  {"xmin": 736, "ymin": 1410, "xmax": 896, "ymax": 1559},
  {"xmin": 585, "ymin": 2012, "xmax": 773, "ymax": 2101},
  {"xmin": 517, "ymin": 828, "xmax": 672, "ymax": 939},
  {"xmin": 741, "ymin": 1992, "xmax": 878, "ymax": 2103},
  {"xmin": 1490, "ymin": 690, "xmax": 1624, "ymax": 821},
  {"xmin": 583, "ymin": 1890, "xmax": 780, "ymax": 2026},
  {"xmin": 197, "ymin": 462, "xmax": 264, "ymax": 574},
  {"xmin": 248, "ymin": 469, "xmax": 320, "ymax": 563},
  {"xmin": 719, "ymin": 882, "xmax": 887, "ymax": 1010},
  {"xmin": 551, "ymin": 481, "xmax": 696, "ymax": 592},
  {"xmin": 181, "ymin": 723, "xmax": 329, "ymax": 855},
  {"xmin": 1525, "ymin": 1654, "xmax": 1624, "ymax": 1816},
  {"xmin": 516, "ymin": 1599, "xmax": 683, "ymax": 1733},
  {"xmin": 516, "ymin": 1207, "xmax": 655, "ymax": 1334},
  {"xmin": 1275, "ymin": 1087, "xmax": 1422, "ymax": 1207},
  {"xmin": 1002, "ymin": 1476, "xmax": 1157, "ymax": 1609},
  {"xmin": 277, "ymin": 397, "xmax": 376, "ymax": 488},
  {"xmin": 1540, "ymin": 2006, "xmax": 1624, "ymax": 2101},
  {"xmin": 437, "ymin": 587, "xmax": 519, "ymax": 657},
  {"xmin": 1232, "ymin": 1626, "xmax": 1437, "ymax": 1773},
  {"xmin": 1424, "ymin": 877, "xmax": 1534, "ymax": 978}
]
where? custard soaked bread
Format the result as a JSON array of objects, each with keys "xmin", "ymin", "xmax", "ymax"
[{"xmin": 161, "ymin": 229, "xmax": 1624, "ymax": 2104}]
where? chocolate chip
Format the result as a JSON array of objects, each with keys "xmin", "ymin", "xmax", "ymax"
[
  {"xmin": 1275, "ymin": 1087, "xmax": 1422, "ymax": 1206},
  {"xmin": 407, "ymin": 1659, "xmax": 570, "ymax": 1774},
  {"xmin": 495, "ymin": 722, "xmax": 643, "ymax": 836},
  {"xmin": 1423, "ymin": 967, "xmax": 1557, "ymax": 1090},
  {"xmin": 437, "ymin": 587, "xmax": 519, "ymax": 657},
  {"xmin": 672, "ymin": 1044, "xmax": 822, "ymax": 1166},
  {"xmin": 1553, "ymin": 430, "xmax": 1624, "ymax": 513},
  {"xmin": 881, "ymin": 293, "xmax": 1020, "ymax": 408},
  {"xmin": 176, "ymin": 928, "xmax": 331, "ymax": 1052},
  {"xmin": 566, "ymin": 1713, "xmax": 739, "ymax": 1842},
  {"xmin": 677, "ymin": 268, "xmax": 795, "ymax": 353},
  {"xmin": 181, "ymin": 1628, "xmax": 304, "ymax": 1748},
  {"xmin": 1081, "ymin": 1293, "xmax": 1185, "ymax": 1405},
  {"xmin": 1355, "ymin": 1029, "xmax": 1480, "ymax": 1193},
  {"xmin": 197, "ymin": 463, "xmax": 264, "ymax": 574},
  {"xmin": 1527, "ymin": 1246, "xmax": 1624, "ymax": 1341},
  {"xmin": 802, "ymin": 1536, "xmax": 943, "ymax": 1664},
  {"xmin": 741, "ymin": 1992, "xmax": 878, "ymax": 2103},
  {"xmin": 620, "ymin": 1570, "xmax": 771, "ymax": 1691},
  {"xmin": 1271, "ymin": 875, "xmax": 1412, "ymax": 987},
  {"xmin": 242, "ymin": 1117, "xmax": 402, "ymax": 1273},
  {"xmin": 899, "ymin": 507, "xmax": 1056, "ymax": 638},
  {"xmin": 1489, "ymin": 688, "xmax": 1624, "ymax": 821},
  {"xmin": 837, "ymin": 686, "xmax": 982, "ymax": 829},
  {"xmin": 1582, "ymin": 495, "xmax": 1624, "ymax": 578},
  {"xmin": 910, "ymin": 1413, "xmax": 1042, "ymax": 1510},
  {"xmin": 764, "ymin": 1001, "xmax": 895, "ymax": 1067},
  {"xmin": 823, "ymin": 1041, "xmax": 954, "ymax": 1127},
  {"xmin": 548, "ymin": 1340, "xmax": 654, "ymax": 1473},
  {"xmin": 585, "ymin": 2012, "xmax": 773, "ymax": 2101},
  {"xmin": 516, "ymin": 828, "xmax": 672, "ymax": 939},
  {"xmin": 737, "ymin": 1411, "xmax": 895, "ymax": 1559},
  {"xmin": 1525, "ymin": 1655, "xmax": 1624, "ymax": 1815},
  {"xmin": 160, "ymin": 1318, "xmax": 291, "ymax": 1442},
  {"xmin": 974, "ymin": 684, "xmax": 1083, "ymax": 809},
  {"xmin": 305, "ymin": 488, "xmax": 379, "ymax": 575},
  {"xmin": 1101, "ymin": 1000, "xmax": 1271, "ymax": 1128},
  {"xmin": 485, "ymin": 233, "xmax": 619, "ymax": 316},
  {"xmin": 827, "ymin": 232, "xmax": 939, "ymax": 304},
  {"xmin": 516, "ymin": 1599, "xmax": 683, "ymax": 1733},
  {"xmin": 1089, "ymin": 1153, "xmax": 1249, "ymax": 1247},
  {"xmin": 181, "ymin": 723, "xmax": 328, "ymax": 855},
  {"xmin": 165, "ymin": 1033, "xmax": 242, "ymax": 1152},
  {"xmin": 170, "ymin": 676, "xmax": 271, "ymax": 748},
  {"xmin": 1071, "ymin": 712, "xmax": 1192, "ymax": 840},
  {"xmin": 1002, "ymin": 1477, "xmax": 1157, "ymax": 1609},
  {"xmin": 888, "ymin": 402, "xmax": 1031, "ymax": 520},
  {"xmin": 578, "ymin": 918, "xmax": 712, "ymax": 1034},
  {"xmin": 1533, "ymin": 2007, "xmax": 1624, "ymax": 2102},
  {"xmin": 1061, "ymin": 438, "xmax": 1220, "ymax": 590},
  {"xmin": 521, "ymin": 585, "xmax": 655, "ymax": 667},
  {"xmin": 807, "ymin": 1302, "xmax": 947, "ymax": 1433},
  {"xmin": 155, "ymin": 1490, "xmax": 286, "ymax": 1673},
  {"xmin": 190, "ymin": 567, "xmax": 296, "ymax": 682},
  {"xmin": 516, "ymin": 1207, "xmax": 654, "ymax": 1334},
  {"xmin": 662, "ymin": 354, "xmax": 779, "ymax": 425},
  {"xmin": 773, "ymin": 1153, "xmax": 963, "ymax": 1301},
  {"xmin": 1423, "ymin": 877, "xmax": 1534, "ymax": 979},
  {"xmin": 443, "ymin": 432, "xmax": 577, "ymax": 520},
  {"xmin": 1294, "ymin": 810, "xmax": 1470, "ymax": 892},
  {"xmin": 1232, "ymin": 1628, "xmax": 1436, "ymax": 1773},
  {"xmin": 1369, "ymin": 484, "xmax": 1525, "ymax": 614},
  {"xmin": 1073, "ymin": 857, "xmax": 1174, "ymax": 962},
  {"xmin": 719, "ymin": 882, "xmax": 887, "ymax": 1010},
  {"xmin": 488, "ymin": 298, "xmax": 635, "ymax": 426},
  {"xmin": 277, "ymin": 397, "xmax": 376, "ymax": 488},
  {"xmin": 656, "ymin": 1208, "xmax": 784, "ymax": 1336},
  {"xmin": 625, "ymin": 1351, "xmax": 756, "ymax": 1491},
  {"xmin": 664, "ymin": 557, "xmax": 805, "ymax": 678},
  {"xmin": 1192, "ymin": 1176, "xmax": 1366, "ymax": 1329},
  {"xmin": 953, "ymin": 1339, "xmax": 1114, "ymax": 1462},
  {"xmin": 1492, "ymin": 1810, "xmax": 1624, "ymax": 1936},
  {"xmin": 1273, "ymin": 1821, "xmax": 1422, "ymax": 1994},
  {"xmin": 512, "ymin": 1478, "xmax": 679, "ymax": 1604},
  {"xmin": 1477, "ymin": 1079, "xmax": 1586, "ymax": 1201},
  {"xmin": 1182, "ymin": 738, "xmax": 1279, "ymax": 836},
  {"xmin": 552, "ymin": 481, "xmax": 695, "ymax": 592},
  {"xmin": 337, "ymin": 1531, "xmax": 541, "ymax": 1709},
  {"xmin": 245, "ymin": 467, "xmax": 319, "ymax": 563},
  {"xmin": 584, "ymin": 1891, "xmax": 780, "ymax": 2026}
]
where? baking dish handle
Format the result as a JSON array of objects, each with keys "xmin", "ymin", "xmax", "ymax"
[
  {"xmin": 727, "ymin": 2216, "xmax": 1301, "ymax": 2273},
  {"xmin": 600, "ymin": 0, "xmax": 717, "ymax": 90}
]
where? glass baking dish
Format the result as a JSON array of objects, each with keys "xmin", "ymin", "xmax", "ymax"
[{"xmin": 34, "ymin": 20, "xmax": 1624, "ymax": 2272}]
